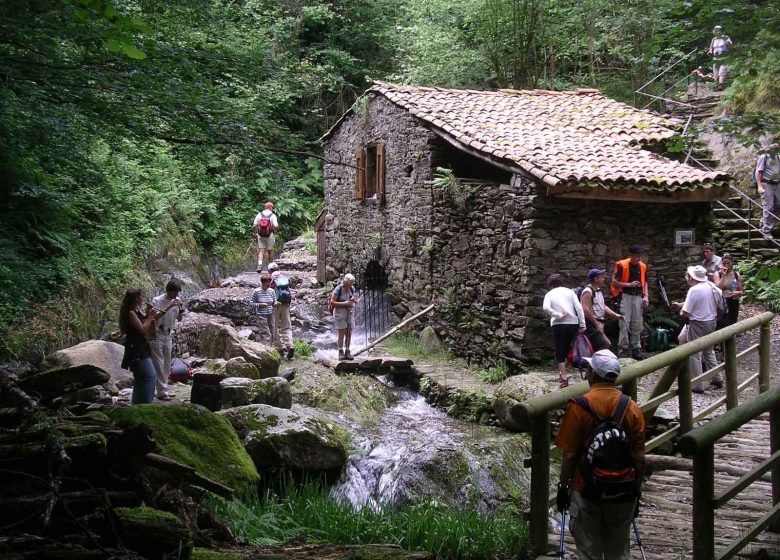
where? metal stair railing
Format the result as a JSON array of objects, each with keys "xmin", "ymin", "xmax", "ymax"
[{"xmin": 635, "ymin": 48, "xmax": 699, "ymax": 111}]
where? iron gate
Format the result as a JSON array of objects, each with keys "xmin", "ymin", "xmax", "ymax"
[{"xmin": 355, "ymin": 261, "xmax": 390, "ymax": 346}]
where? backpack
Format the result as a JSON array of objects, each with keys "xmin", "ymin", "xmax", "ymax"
[
  {"xmin": 709, "ymin": 283, "xmax": 728, "ymax": 320},
  {"xmin": 754, "ymin": 154, "xmax": 780, "ymax": 185},
  {"xmin": 256, "ymin": 212, "xmax": 275, "ymax": 237},
  {"xmin": 567, "ymin": 333, "xmax": 593, "ymax": 370},
  {"xmin": 274, "ymin": 276, "xmax": 292, "ymax": 306},
  {"xmin": 169, "ymin": 357, "xmax": 192, "ymax": 383},
  {"xmin": 327, "ymin": 284, "xmax": 355, "ymax": 314},
  {"xmin": 573, "ymin": 285, "xmax": 585, "ymax": 300},
  {"xmin": 573, "ymin": 394, "xmax": 638, "ymax": 502}
]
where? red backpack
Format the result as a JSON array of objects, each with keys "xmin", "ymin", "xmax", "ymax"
[{"xmin": 256, "ymin": 213, "xmax": 275, "ymax": 237}]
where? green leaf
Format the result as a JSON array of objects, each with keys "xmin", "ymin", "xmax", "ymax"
[
  {"xmin": 105, "ymin": 38, "xmax": 121, "ymax": 53},
  {"xmin": 121, "ymin": 42, "xmax": 147, "ymax": 60}
]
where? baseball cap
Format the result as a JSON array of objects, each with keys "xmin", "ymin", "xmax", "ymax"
[
  {"xmin": 264, "ymin": 202, "xmax": 274, "ymax": 209},
  {"xmin": 587, "ymin": 268, "xmax": 606, "ymax": 280},
  {"xmin": 583, "ymin": 349, "xmax": 621, "ymax": 381},
  {"xmin": 267, "ymin": 262, "xmax": 280, "ymax": 273}
]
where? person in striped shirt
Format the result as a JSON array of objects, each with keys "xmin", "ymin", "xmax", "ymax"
[{"xmin": 250, "ymin": 273, "xmax": 276, "ymax": 346}]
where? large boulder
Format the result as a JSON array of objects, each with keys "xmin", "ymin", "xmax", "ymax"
[
  {"xmin": 173, "ymin": 312, "xmax": 233, "ymax": 357},
  {"xmin": 107, "ymin": 404, "xmax": 259, "ymax": 493},
  {"xmin": 199, "ymin": 323, "xmax": 280, "ymax": 377},
  {"xmin": 187, "ymin": 287, "xmax": 254, "ymax": 325},
  {"xmin": 420, "ymin": 326, "xmax": 444, "ymax": 353},
  {"xmin": 219, "ymin": 404, "xmax": 347, "ymax": 473},
  {"xmin": 20, "ymin": 365, "xmax": 110, "ymax": 401},
  {"xmin": 493, "ymin": 373, "xmax": 555, "ymax": 431},
  {"xmin": 222, "ymin": 357, "xmax": 261, "ymax": 379},
  {"xmin": 39, "ymin": 340, "xmax": 133, "ymax": 393},
  {"xmin": 220, "ymin": 377, "xmax": 292, "ymax": 409}
]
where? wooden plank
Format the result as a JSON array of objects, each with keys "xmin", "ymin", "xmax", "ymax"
[
  {"xmin": 715, "ymin": 501, "xmax": 780, "ymax": 560},
  {"xmin": 724, "ymin": 336, "xmax": 738, "ymax": 410}
]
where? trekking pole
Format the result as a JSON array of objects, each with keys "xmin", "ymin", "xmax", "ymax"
[
  {"xmin": 558, "ymin": 509, "xmax": 567, "ymax": 559},
  {"xmin": 632, "ymin": 519, "xmax": 648, "ymax": 560}
]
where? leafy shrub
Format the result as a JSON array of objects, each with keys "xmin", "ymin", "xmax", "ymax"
[
  {"xmin": 736, "ymin": 258, "xmax": 780, "ymax": 312},
  {"xmin": 293, "ymin": 339, "xmax": 314, "ymax": 359}
]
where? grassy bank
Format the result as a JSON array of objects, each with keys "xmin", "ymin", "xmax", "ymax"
[{"xmin": 211, "ymin": 481, "xmax": 528, "ymax": 560}]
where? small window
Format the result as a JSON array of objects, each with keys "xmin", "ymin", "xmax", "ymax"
[{"xmin": 355, "ymin": 142, "xmax": 385, "ymax": 201}]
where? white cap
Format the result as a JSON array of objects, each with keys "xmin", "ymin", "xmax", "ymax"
[{"xmin": 583, "ymin": 349, "xmax": 621, "ymax": 381}]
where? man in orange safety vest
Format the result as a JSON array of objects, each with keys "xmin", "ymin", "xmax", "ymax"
[{"xmin": 610, "ymin": 245, "xmax": 648, "ymax": 360}]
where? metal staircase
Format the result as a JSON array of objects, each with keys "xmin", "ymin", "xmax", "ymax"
[{"xmin": 637, "ymin": 54, "xmax": 780, "ymax": 263}]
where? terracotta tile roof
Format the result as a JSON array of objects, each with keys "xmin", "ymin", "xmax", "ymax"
[{"xmin": 358, "ymin": 82, "xmax": 728, "ymax": 191}]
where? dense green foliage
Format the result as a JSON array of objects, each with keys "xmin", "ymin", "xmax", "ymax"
[
  {"xmin": 1, "ymin": 0, "xmax": 778, "ymax": 360},
  {"xmin": 737, "ymin": 258, "xmax": 780, "ymax": 313},
  {"xmin": 211, "ymin": 481, "xmax": 528, "ymax": 559}
]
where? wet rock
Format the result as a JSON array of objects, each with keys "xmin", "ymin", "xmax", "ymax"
[
  {"xmin": 221, "ymin": 270, "xmax": 309, "ymax": 290},
  {"xmin": 220, "ymin": 377, "xmax": 292, "ymax": 409},
  {"xmin": 20, "ymin": 365, "xmax": 110, "ymax": 401},
  {"xmin": 173, "ymin": 312, "xmax": 233, "ymax": 357},
  {"xmin": 187, "ymin": 287, "xmax": 254, "ymax": 325},
  {"xmin": 222, "ymin": 357, "xmax": 261, "ymax": 379},
  {"xmin": 60, "ymin": 385, "xmax": 110, "ymax": 406},
  {"xmin": 274, "ymin": 255, "xmax": 316, "ymax": 272},
  {"xmin": 39, "ymin": 340, "xmax": 133, "ymax": 393},
  {"xmin": 420, "ymin": 326, "xmax": 444, "ymax": 353},
  {"xmin": 493, "ymin": 372, "xmax": 553, "ymax": 431},
  {"xmin": 199, "ymin": 323, "xmax": 280, "ymax": 378},
  {"xmin": 219, "ymin": 404, "xmax": 347, "ymax": 473}
]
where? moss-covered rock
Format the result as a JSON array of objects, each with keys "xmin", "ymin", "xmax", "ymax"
[
  {"xmin": 222, "ymin": 357, "xmax": 261, "ymax": 379},
  {"xmin": 200, "ymin": 323, "xmax": 280, "ymax": 377},
  {"xmin": 107, "ymin": 404, "xmax": 258, "ymax": 493},
  {"xmin": 116, "ymin": 505, "xmax": 192, "ymax": 560},
  {"xmin": 493, "ymin": 372, "xmax": 554, "ymax": 431},
  {"xmin": 218, "ymin": 404, "xmax": 347, "ymax": 473},
  {"xmin": 220, "ymin": 377, "xmax": 292, "ymax": 409}
]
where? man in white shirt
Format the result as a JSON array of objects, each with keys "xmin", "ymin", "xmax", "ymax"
[
  {"xmin": 755, "ymin": 147, "xmax": 780, "ymax": 239},
  {"xmin": 707, "ymin": 25, "xmax": 732, "ymax": 91},
  {"xmin": 253, "ymin": 201, "xmax": 279, "ymax": 270},
  {"xmin": 672, "ymin": 265, "xmax": 722, "ymax": 394},
  {"xmin": 150, "ymin": 279, "xmax": 184, "ymax": 400}
]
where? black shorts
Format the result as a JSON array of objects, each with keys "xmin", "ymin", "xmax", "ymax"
[
  {"xmin": 551, "ymin": 324, "xmax": 580, "ymax": 363},
  {"xmin": 585, "ymin": 319, "xmax": 611, "ymax": 352}
]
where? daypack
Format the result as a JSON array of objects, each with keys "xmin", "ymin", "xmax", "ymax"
[
  {"xmin": 709, "ymin": 282, "xmax": 728, "ymax": 320},
  {"xmin": 169, "ymin": 357, "xmax": 192, "ymax": 383},
  {"xmin": 274, "ymin": 276, "xmax": 292, "ymax": 306},
  {"xmin": 256, "ymin": 213, "xmax": 275, "ymax": 237},
  {"xmin": 573, "ymin": 394, "xmax": 638, "ymax": 502},
  {"xmin": 573, "ymin": 285, "xmax": 585, "ymax": 300},
  {"xmin": 568, "ymin": 333, "xmax": 593, "ymax": 370}
]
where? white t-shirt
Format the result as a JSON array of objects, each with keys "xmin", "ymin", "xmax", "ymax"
[
  {"xmin": 543, "ymin": 286, "xmax": 585, "ymax": 327},
  {"xmin": 253, "ymin": 210, "xmax": 279, "ymax": 228},
  {"xmin": 682, "ymin": 282, "xmax": 721, "ymax": 322},
  {"xmin": 582, "ymin": 285, "xmax": 606, "ymax": 321},
  {"xmin": 152, "ymin": 294, "xmax": 181, "ymax": 334}
]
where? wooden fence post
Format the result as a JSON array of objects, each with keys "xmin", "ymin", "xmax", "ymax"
[
  {"xmin": 724, "ymin": 335, "xmax": 738, "ymax": 410},
  {"xmin": 692, "ymin": 444, "xmax": 715, "ymax": 559},
  {"xmin": 771, "ymin": 403, "xmax": 780, "ymax": 533},
  {"xmin": 759, "ymin": 323, "xmax": 771, "ymax": 394},
  {"xmin": 530, "ymin": 411, "xmax": 552, "ymax": 555},
  {"xmin": 678, "ymin": 358, "xmax": 694, "ymax": 435}
]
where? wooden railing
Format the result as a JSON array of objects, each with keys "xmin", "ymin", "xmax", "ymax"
[
  {"xmin": 513, "ymin": 311, "xmax": 775, "ymax": 556},
  {"xmin": 678, "ymin": 384, "xmax": 780, "ymax": 560}
]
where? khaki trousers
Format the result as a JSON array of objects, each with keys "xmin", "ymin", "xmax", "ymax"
[
  {"xmin": 618, "ymin": 294, "xmax": 643, "ymax": 350},
  {"xmin": 149, "ymin": 333, "xmax": 172, "ymax": 396},
  {"xmin": 569, "ymin": 491, "xmax": 636, "ymax": 560},
  {"xmin": 256, "ymin": 314, "xmax": 274, "ymax": 347},
  {"xmin": 273, "ymin": 304, "xmax": 293, "ymax": 350}
]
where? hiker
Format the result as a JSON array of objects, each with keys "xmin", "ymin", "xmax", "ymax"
[
  {"xmin": 253, "ymin": 202, "xmax": 278, "ymax": 270},
  {"xmin": 543, "ymin": 273, "xmax": 586, "ymax": 388},
  {"xmin": 581, "ymin": 269, "xmax": 624, "ymax": 352},
  {"xmin": 672, "ymin": 265, "xmax": 723, "ymax": 393},
  {"xmin": 329, "ymin": 273, "xmax": 358, "ymax": 360},
  {"xmin": 701, "ymin": 242, "xmax": 722, "ymax": 280},
  {"xmin": 250, "ymin": 272, "xmax": 276, "ymax": 346},
  {"xmin": 707, "ymin": 25, "xmax": 732, "ymax": 91},
  {"xmin": 755, "ymin": 146, "xmax": 780, "ymax": 239},
  {"xmin": 119, "ymin": 289, "xmax": 165, "ymax": 405},
  {"xmin": 268, "ymin": 263, "xmax": 295, "ymax": 360},
  {"xmin": 610, "ymin": 244, "xmax": 649, "ymax": 360},
  {"xmin": 149, "ymin": 279, "xmax": 185, "ymax": 401},
  {"xmin": 555, "ymin": 349, "xmax": 646, "ymax": 560},
  {"xmin": 713, "ymin": 253, "xmax": 743, "ymax": 327}
]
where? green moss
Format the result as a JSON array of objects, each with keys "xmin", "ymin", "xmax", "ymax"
[
  {"xmin": 108, "ymin": 404, "xmax": 259, "ymax": 493},
  {"xmin": 83, "ymin": 411, "xmax": 111, "ymax": 423},
  {"xmin": 191, "ymin": 549, "xmax": 253, "ymax": 560},
  {"xmin": 115, "ymin": 505, "xmax": 181, "ymax": 525}
]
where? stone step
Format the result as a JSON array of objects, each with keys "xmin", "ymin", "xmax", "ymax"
[
  {"xmin": 713, "ymin": 217, "xmax": 760, "ymax": 228},
  {"xmin": 720, "ymin": 230, "xmax": 780, "ymax": 246}
]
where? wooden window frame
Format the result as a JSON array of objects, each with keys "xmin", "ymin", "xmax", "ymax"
[{"xmin": 354, "ymin": 142, "xmax": 385, "ymax": 202}]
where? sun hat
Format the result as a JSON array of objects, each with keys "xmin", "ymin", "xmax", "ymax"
[
  {"xmin": 628, "ymin": 244, "xmax": 645, "ymax": 254},
  {"xmin": 687, "ymin": 265, "xmax": 708, "ymax": 283},
  {"xmin": 583, "ymin": 349, "xmax": 621, "ymax": 381},
  {"xmin": 588, "ymin": 268, "xmax": 606, "ymax": 281},
  {"xmin": 264, "ymin": 202, "xmax": 274, "ymax": 209}
]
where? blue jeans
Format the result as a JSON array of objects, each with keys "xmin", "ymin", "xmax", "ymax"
[{"xmin": 131, "ymin": 357, "xmax": 156, "ymax": 404}]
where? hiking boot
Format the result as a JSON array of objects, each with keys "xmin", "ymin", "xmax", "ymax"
[
  {"xmin": 617, "ymin": 347, "xmax": 630, "ymax": 359},
  {"xmin": 710, "ymin": 378, "xmax": 724, "ymax": 389},
  {"xmin": 287, "ymin": 346, "xmax": 295, "ymax": 361},
  {"xmin": 344, "ymin": 349, "xmax": 353, "ymax": 361},
  {"xmin": 338, "ymin": 349, "xmax": 345, "ymax": 360},
  {"xmin": 631, "ymin": 348, "xmax": 645, "ymax": 360},
  {"xmin": 692, "ymin": 384, "xmax": 706, "ymax": 394}
]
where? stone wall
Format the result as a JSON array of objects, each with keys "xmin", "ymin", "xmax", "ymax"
[
  {"xmin": 323, "ymin": 94, "xmax": 712, "ymax": 363},
  {"xmin": 323, "ymin": 94, "xmax": 438, "ymax": 315}
]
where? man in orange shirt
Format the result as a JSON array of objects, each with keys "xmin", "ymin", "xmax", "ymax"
[{"xmin": 554, "ymin": 349, "xmax": 646, "ymax": 559}]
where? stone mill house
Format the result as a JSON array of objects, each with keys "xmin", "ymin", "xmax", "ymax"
[{"xmin": 318, "ymin": 82, "xmax": 730, "ymax": 364}]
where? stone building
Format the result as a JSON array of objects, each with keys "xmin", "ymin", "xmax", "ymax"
[{"xmin": 320, "ymin": 82, "xmax": 729, "ymax": 364}]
